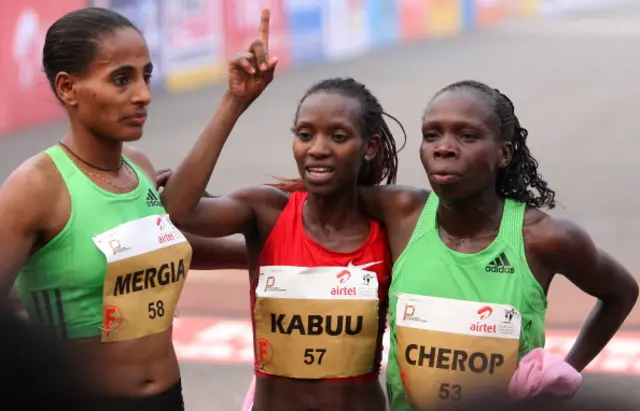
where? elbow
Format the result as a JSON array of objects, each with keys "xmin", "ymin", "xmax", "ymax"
[
  {"xmin": 623, "ymin": 278, "xmax": 640, "ymax": 309},
  {"xmin": 160, "ymin": 194, "xmax": 191, "ymax": 225},
  {"xmin": 605, "ymin": 277, "xmax": 639, "ymax": 315}
]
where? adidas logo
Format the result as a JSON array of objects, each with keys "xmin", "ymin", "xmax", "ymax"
[
  {"xmin": 146, "ymin": 189, "xmax": 162, "ymax": 208},
  {"xmin": 485, "ymin": 252, "xmax": 514, "ymax": 274}
]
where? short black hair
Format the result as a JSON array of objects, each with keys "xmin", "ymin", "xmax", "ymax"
[{"xmin": 42, "ymin": 7, "xmax": 139, "ymax": 101}]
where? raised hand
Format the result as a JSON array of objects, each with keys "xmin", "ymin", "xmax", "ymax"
[{"xmin": 227, "ymin": 9, "xmax": 278, "ymax": 103}]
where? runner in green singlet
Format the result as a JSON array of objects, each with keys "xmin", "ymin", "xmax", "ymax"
[
  {"xmin": 0, "ymin": 7, "xmax": 246, "ymax": 411},
  {"xmin": 356, "ymin": 80, "xmax": 638, "ymax": 410}
]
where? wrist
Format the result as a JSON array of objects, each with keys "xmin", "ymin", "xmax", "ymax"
[{"xmin": 222, "ymin": 91, "xmax": 251, "ymax": 114}]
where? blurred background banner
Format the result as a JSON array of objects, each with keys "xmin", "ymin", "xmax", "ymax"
[
  {"xmin": 469, "ymin": 0, "xmax": 506, "ymax": 28},
  {"xmin": 399, "ymin": 0, "xmax": 430, "ymax": 41},
  {"xmin": 426, "ymin": 0, "xmax": 463, "ymax": 37},
  {"xmin": 539, "ymin": 0, "xmax": 635, "ymax": 15},
  {"xmin": 322, "ymin": 0, "xmax": 371, "ymax": 61},
  {"xmin": 365, "ymin": 0, "xmax": 399, "ymax": 49},
  {"xmin": 223, "ymin": 0, "xmax": 291, "ymax": 70},
  {"xmin": 286, "ymin": 0, "xmax": 326, "ymax": 66},
  {"xmin": 0, "ymin": 0, "xmax": 633, "ymax": 136},
  {"xmin": 504, "ymin": 0, "xmax": 538, "ymax": 18},
  {"xmin": 161, "ymin": 0, "xmax": 225, "ymax": 93},
  {"xmin": 93, "ymin": 0, "xmax": 165, "ymax": 90},
  {"xmin": 0, "ymin": 0, "xmax": 83, "ymax": 136}
]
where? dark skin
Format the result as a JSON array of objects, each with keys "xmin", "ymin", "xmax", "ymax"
[
  {"xmin": 0, "ymin": 27, "xmax": 246, "ymax": 397},
  {"xmin": 161, "ymin": 11, "xmax": 386, "ymax": 411},
  {"xmin": 359, "ymin": 88, "xmax": 638, "ymax": 373}
]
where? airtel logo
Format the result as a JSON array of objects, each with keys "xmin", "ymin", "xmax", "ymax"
[
  {"xmin": 477, "ymin": 306, "xmax": 493, "ymax": 320},
  {"xmin": 156, "ymin": 216, "xmax": 165, "ymax": 231},
  {"xmin": 336, "ymin": 270, "xmax": 351, "ymax": 284}
]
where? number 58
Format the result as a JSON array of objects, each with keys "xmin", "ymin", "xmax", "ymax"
[{"xmin": 148, "ymin": 300, "xmax": 165, "ymax": 319}]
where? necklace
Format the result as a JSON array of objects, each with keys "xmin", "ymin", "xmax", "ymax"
[
  {"xmin": 58, "ymin": 141, "xmax": 123, "ymax": 172},
  {"xmin": 58, "ymin": 142, "xmax": 137, "ymax": 189},
  {"xmin": 76, "ymin": 163, "xmax": 137, "ymax": 189}
]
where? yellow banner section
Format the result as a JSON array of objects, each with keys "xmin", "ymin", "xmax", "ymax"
[
  {"xmin": 165, "ymin": 65, "xmax": 225, "ymax": 94},
  {"xmin": 426, "ymin": 0, "xmax": 462, "ymax": 37}
]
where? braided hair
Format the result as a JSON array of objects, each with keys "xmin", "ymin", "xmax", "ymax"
[
  {"xmin": 435, "ymin": 80, "xmax": 556, "ymax": 209},
  {"xmin": 272, "ymin": 78, "xmax": 406, "ymax": 192}
]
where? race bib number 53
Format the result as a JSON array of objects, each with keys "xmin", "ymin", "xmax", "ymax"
[{"xmin": 396, "ymin": 294, "xmax": 521, "ymax": 410}]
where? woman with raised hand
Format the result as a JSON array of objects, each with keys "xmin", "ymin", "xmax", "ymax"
[{"xmin": 161, "ymin": 9, "xmax": 406, "ymax": 411}]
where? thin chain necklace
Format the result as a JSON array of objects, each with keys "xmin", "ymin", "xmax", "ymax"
[
  {"xmin": 77, "ymin": 163, "xmax": 136, "ymax": 189},
  {"xmin": 58, "ymin": 141, "xmax": 123, "ymax": 171},
  {"xmin": 58, "ymin": 142, "xmax": 137, "ymax": 189}
]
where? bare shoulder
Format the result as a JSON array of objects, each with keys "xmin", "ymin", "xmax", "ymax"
[
  {"xmin": 523, "ymin": 207, "xmax": 596, "ymax": 266},
  {"xmin": 0, "ymin": 153, "xmax": 64, "ymax": 226},
  {"xmin": 359, "ymin": 184, "xmax": 429, "ymax": 220},
  {"xmin": 384, "ymin": 185, "xmax": 430, "ymax": 212},
  {"xmin": 122, "ymin": 145, "xmax": 155, "ymax": 180},
  {"xmin": 228, "ymin": 184, "xmax": 290, "ymax": 211}
]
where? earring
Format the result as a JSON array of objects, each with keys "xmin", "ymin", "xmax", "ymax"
[{"xmin": 365, "ymin": 155, "xmax": 374, "ymax": 161}]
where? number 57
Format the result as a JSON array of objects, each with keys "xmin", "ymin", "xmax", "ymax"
[{"xmin": 303, "ymin": 348, "xmax": 326, "ymax": 365}]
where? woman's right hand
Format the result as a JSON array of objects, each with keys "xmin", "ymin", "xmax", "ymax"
[{"xmin": 227, "ymin": 9, "xmax": 278, "ymax": 105}]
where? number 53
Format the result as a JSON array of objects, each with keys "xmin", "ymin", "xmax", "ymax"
[{"xmin": 439, "ymin": 383, "xmax": 462, "ymax": 401}]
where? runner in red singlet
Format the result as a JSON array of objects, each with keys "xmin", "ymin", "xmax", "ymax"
[{"xmin": 160, "ymin": 10, "xmax": 405, "ymax": 411}]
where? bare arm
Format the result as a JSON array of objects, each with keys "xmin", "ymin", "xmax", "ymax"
[
  {"xmin": 155, "ymin": 167, "xmax": 250, "ymax": 270},
  {"xmin": 0, "ymin": 160, "xmax": 52, "ymax": 302},
  {"xmin": 185, "ymin": 234, "xmax": 247, "ymax": 270},
  {"xmin": 529, "ymin": 216, "xmax": 638, "ymax": 371},
  {"xmin": 161, "ymin": 10, "xmax": 276, "ymax": 227},
  {"xmin": 124, "ymin": 146, "xmax": 253, "ymax": 267},
  {"xmin": 160, "ymin": 93, "xmax": 248, "ymax": 225},
  {"xmin": 156, "ymin": 168, "xmax": 214, "ymax": 198},
  {"xmin": 152, "ymin": 165, "xmax": 257, "ymax": 238}
]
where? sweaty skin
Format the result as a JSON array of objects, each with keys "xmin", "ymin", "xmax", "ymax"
[
  {"xmin": 0, "ymin": 21, "xmax": 246, "ymax": 398},
  {"xmin": 359, "ymin": 87, "xmax": 638, "ymax": 375},
  {"xmin": 164, "ymin": 93, "xmax": 387, "ymax": 411},
  {"xmin": 161, "ymin": 13, "xmax": 388, "ymax": 410},
  {"xmin": 0, "ymin": 145, "xmax": 247, "ymax": 397}
]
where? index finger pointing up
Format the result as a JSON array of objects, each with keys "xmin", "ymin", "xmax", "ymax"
[{"xmin": 258, "ymin": 8, "xmax": 270, "ymax": 50}]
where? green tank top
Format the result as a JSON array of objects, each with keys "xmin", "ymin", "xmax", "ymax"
[
  {"xmin": 386, "ymin": 193, "xmax": 547, "ymax": 411},
  {"xmin": 14, "ymin": 145, "xmax": 168, "ymax": 340}
]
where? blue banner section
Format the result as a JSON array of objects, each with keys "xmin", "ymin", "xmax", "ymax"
[
  {"xmin": 286, "ymin": 0, "xmax": 325, "ymax": 66},
  {"xmin": 365, "ymin": 0, "xmax": 399, "ymax": 48},
  {"xmin": 99, "ymin": 0, "xmax": 164, "ymax": 90},
  {"xmin": 462, "ymin": 0, "xmax": 476, "ymax": 28}
]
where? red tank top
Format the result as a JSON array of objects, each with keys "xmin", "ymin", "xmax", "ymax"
[{"xmin": 251, "ymin": 192, "xmax": 390, "ymax": 382}]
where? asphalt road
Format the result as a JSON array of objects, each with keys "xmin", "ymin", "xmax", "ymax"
[{"xmin": 2, "ymin": 4, "xmax": 640, "ymax": 410}]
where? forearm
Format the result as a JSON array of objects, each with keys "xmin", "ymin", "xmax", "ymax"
[
  {"xmin": 187, "ymin": 234, "xmax": 249, "ymax": 271},
  {"xmin": 565, "ymin": 297, "xmax": 635, "ymax": 371},
  {"xmin": 161, "ymin": 92, "xmax": 247, "ymax": 223}
]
